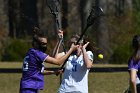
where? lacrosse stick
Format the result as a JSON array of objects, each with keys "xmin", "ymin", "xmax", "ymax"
[
  {"xmin": 60, "ymin": 6, "xmax": 104, "ymax": 70},
  {"xmin": 47, "ymin": 0, "xmax": 66, "ymax": 55},
  {"xmin": 47, "ymin": 0, "xmax": 67, "ymax": 84}
]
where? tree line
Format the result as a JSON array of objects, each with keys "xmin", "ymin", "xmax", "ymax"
[{"xmin": 0, "ymin": 0, "xmax": 139, "ymax": 63}]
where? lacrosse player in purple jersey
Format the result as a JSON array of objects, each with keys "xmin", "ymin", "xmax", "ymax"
[
  {"xmin": 19, "ymin": 28, "xmax": 78, "ymax": 93},
  {"xmin": 128, "ymin": 35, "xmax": 140, "ymax": 93}
]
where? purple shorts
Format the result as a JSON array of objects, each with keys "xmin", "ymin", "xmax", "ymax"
[{"xmin": 20, "ymin": 88, "xmax": 39, "ymax": 93}]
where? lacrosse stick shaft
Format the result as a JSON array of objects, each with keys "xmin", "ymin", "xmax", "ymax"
[
  {"xmin": 59, "ymin": 26, "xmax": 88, "ymax": 70},
  {"xmin": 76, "ymin": 7, "xmax": 104, "ymax": 44},
  {"xmin": 59, "ymin": 23, "xmax": 89, "ymax": 70},
  {"xmin": 76, "ymin": 25, "xmax": 88, "ymax": 44}
]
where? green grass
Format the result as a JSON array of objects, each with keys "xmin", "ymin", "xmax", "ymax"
[
  {"xmin": 0, "ymin": 72, "xmax": 129, "ymax": 93},
  {"xmin": 88, "ymin": 72, "xmax": 129, "ymax": 93},
  {"xmin": 0, "ymin": 62, "xmax": 129, "ymax": 93}
]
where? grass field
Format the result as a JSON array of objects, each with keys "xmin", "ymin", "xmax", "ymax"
[{"xmin": 0, "ymin": 62, "xmax": 129, "ymax": 93}]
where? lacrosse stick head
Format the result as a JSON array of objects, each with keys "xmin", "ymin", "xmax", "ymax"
[
  {"xmin": 96, "ymin": 7, "xmax": 104, "ymax": 17},
  {"xmin": 47, "ymin": 0, "xmax": 60, "ymax": 15},
  {"xmin": 86, "ymin": 6, "xmax": 104, "ymax": 27}
]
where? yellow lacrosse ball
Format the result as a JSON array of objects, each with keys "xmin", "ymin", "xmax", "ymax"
[{"xmin": 98, "ymin": 54, "xmax": 103, "ymax": 59}]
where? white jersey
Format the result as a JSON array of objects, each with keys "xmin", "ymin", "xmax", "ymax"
[
  {"xmin": 58, "ymin": 51, "xmax": 93, "ymax": 93},
  {"xmin": 136, "ymin": 76, "xmax": 140, "ymax": 84}
]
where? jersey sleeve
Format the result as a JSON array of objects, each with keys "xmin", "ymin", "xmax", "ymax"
[
  {"xmin": 87, "ymin": 51, "xmax": 94, "ymax": 62},
  {"xmin": 35, "ymin": 50, "xmax": 48, "ymax": 63},
  {"xmin": 128, "ymin": 59, "xmax": 139, "ymax": 71}
]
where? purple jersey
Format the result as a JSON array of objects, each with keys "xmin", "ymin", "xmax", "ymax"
[
  {"xmin": 128, "ymin": 59, "xmax": 140, "ymax": 78},
  {"xmin": 20, "ymin": 48, "xmax": 48, "ymax": 89}
]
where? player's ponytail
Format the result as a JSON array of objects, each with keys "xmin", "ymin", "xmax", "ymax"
[{"xmin": 132, "ymin": 35, "xmax": 140, "ymax": 63}]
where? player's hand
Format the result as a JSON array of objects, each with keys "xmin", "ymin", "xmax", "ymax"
[
  {"xmin": 70, "ymin": 43, "xmax": 79, "ymax": 51},
  {"xmin": 58, "ymin": 30, "xmax": 63, "ymax": 39},
  {"xmin": 82, "ymin": 42, "xmax": 89, "ymax": 50},
  {"xmin": 55, "ymin": 69, "xmax": 63, "ymax": 76}
]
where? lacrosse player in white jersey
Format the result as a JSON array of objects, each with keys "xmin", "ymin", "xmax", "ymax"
[{"xmin": 55, "ymin": 33, "xmax": 94, "ymax": 93}]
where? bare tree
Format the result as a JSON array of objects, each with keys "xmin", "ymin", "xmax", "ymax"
[
  {"xmin": 62, "ymin": 0, "xmax": 68, "ymax": 30},
  {"xmin": 8, "ymin": 0, "xmax": 20, "ymax": 38},
  {"xmin": 0, "ymin": 0, "xmax": 9, "ymax": 60},
  {"xmin": 67, "ymin": 0, "xmax": 81, "ymax": 35},
  {"xmin": 20, "ymin": 0, "xmax": 39, "ymax": 37},
  {"xmin": 95, "ymin": 0, "xmax": 111, "ymax": 63},
  {"xmin": 80, "ymin": 0, "xmax": 94, "ymax": 31}
]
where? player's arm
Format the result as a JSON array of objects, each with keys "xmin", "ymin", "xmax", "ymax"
[
  {"xmin": 52, "ymin": 30, "xmax": 63, "ymax": 57},
  {"xmin": 82, "ymin": 42, "xmax": 93, "ymax": 69},
  {"xmin": 44, "ymin": 43, "xmax": 78, "ymax": 65},
  {"xmin": 129, "ymin": 69, "xmax": 137, "ymax": 93},
  {"xmin": 55, "ymin": 52, "xmax": 65, "ymax": 59}
]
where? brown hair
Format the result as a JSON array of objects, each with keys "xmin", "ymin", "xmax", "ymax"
[
  {"xmin": 32, "ymin": 27, "xmax": 47, "ymax": 48},
  {"xmin": 68, "ymin": 34, "xmax": 99, "ymax": 53},
  {"xmin": 131, "ymin": 35, "xmax": 140, "ymax": 63}
]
